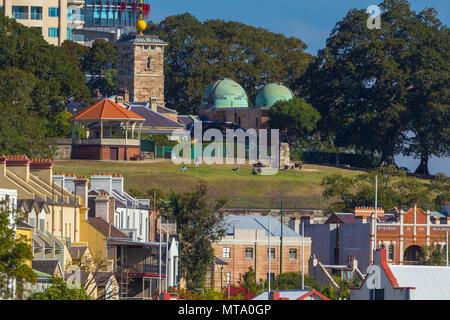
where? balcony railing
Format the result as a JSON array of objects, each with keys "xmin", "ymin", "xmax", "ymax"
[
  {"xmin": 127, "ymin": 264, "xmax": 166, "ymax": 275},
  {"xmin": 73, "ymin": 138, "xmax": 140, "ymax": 146},
  {"xmin": 68, "ymin": 34, "xmax": 85, "ymax": 42},
  {"xmin": 12, "ymin": 12, "xmax": 29, "ymax": 19},
  {"xmin": 30, "ymin": 13, "xmax": 42, "ymax": 20}
]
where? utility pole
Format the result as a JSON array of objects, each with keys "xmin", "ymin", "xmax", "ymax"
[
  {"xmin": 268, "ymin": 211, "xmax": 271, "ymax": 294},
  {"xmin": 280, "ymin": 200, "xmax": 283, "ymax": 274},
  {"xmin": 165, "ymin": 218, "xmax": 169, "ymax": 292},
  {"xmin": 374, "ymin": 175, "xmax": 378, "ymax": 260},
  {"xmin": 155, "ymin": 190, "xmax": 162, "ymax": 296},
  {"xmin": 302, "ymin": 221, "xmax": 304, "ymax": 290}
]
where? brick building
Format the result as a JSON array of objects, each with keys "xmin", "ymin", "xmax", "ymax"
[
  {"xmin": 208, "ymin": 215, "xmax": 311, "ymax": 289},
  {"xmin": 290, "ymin": 205, "xmax": 450, "ymax": 272}
]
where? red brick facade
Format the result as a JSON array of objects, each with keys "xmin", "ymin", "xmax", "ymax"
[
  {"xmin": 209, "ymin": 243, "xmax": 310, "ymax": 289},
  {"xmin": 72, "ymin": 145, "xmax": 140, "ymax": 161},
  {"xmin": 370, "ymin": 206, "xmax": 450, "ymax": 264}
]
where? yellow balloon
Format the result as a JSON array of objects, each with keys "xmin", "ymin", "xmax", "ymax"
[{"xmin": 136, "ymin": 19, "xmax": 147, "ymax": 32}]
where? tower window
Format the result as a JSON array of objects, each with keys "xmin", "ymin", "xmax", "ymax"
[{"xmin": 146, "ymin": 57, "xmax": 151, "ymax": 70}]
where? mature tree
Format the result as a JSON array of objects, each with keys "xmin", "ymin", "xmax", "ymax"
[
  {"xmin": 402, "ymin": 8, "xmax": 450, "ymax": 175},
  {"xmin": 61, "ymin": 40, "xmax": 89, "ymax": 71},
  {"xmin": 163, "ymin": 182, "xmax": 226, "ymax": 290},
  {"xmin": 268, "ymin": 97, "xmax": 321, "ymax": 146},
  {"xmin": 0, "ymin": 13, "xmax": 91, "ymax": 112},
  {"xmin": 84, "ymin": 38, "xmax": 117, "ymax": 97},
  {"xmin": 0, "ymin": 68, "xmax": 56, "ymax": 158},
  {"xmin": 0, "ymin": 199, "xmax": 36, "ymax": 299},
  {"xmin": 301, "ymin": 0, "xmax": 448, "ymax": 168},
  {"xmin": 430, "ymin": 173, "xmax": 450, "ymax": 210},
  {"xmin": 144, "ymin": 13, "xmax": 313, "ymax": 113},
  {"xmin": 321, "ymin": 165, "xmax": 437, "ymax": 213},
  {"xmin": 28, "ymin": 276, "xmax": 91, "ymax": 300},
  {"xmin": 0, "ymin": 13, "xmax": 91, "ymax": 155}
]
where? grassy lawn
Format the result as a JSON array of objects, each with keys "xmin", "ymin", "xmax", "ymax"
[{"xmin": 53, "ymin": 160, "xmax": 364, "ymax": 209}]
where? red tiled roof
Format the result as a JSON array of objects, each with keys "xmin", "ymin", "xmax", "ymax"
[{"xmin": 68, "ymin": 99, "xmax": 145, "ymax": 121}]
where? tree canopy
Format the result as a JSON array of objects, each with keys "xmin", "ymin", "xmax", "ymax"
[
  {"xmin": 0, "ymin": 199, "xmax": 36, "ymax": 299},
  {"xmin": 144, "ymin": 13, "xmax": 313, "ymax": 114},
  {"xmin": 300, "ymin": 0, "xmax": 449, "ymax": 172},
  {"xmin": 321, "ymin": 166, "xmax": 449, "ymax": 213},
  {"xmin": 162, "ymin": 182, "xmax": 226, "ymax": 290},
  {"xmin": 268, "ymin": 97, "xmax": 321, "ymax": 146},
  {"xmin": 62, "ymin": 39, "xmax": 118, "ymax": 98},
  {"xmin": 0, "ymin": 13, "xmax": 92, "ymax": 157},
  {"xmin": 28, "ymin": 276, "xmax": 91, "ymax": 300}
]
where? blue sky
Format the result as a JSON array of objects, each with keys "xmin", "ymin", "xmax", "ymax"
[
  {"xmin": 148, "ymin": 0, "xmax": 450, "ymax": 55},
  {"xmin": 148, "ymin": 0, "xmax": 450, "ymax": 175}
]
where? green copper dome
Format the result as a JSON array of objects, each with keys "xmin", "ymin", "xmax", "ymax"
[
  {"xmin": 255, "ymin": 83, "xmax": 294, "ymax": 107},
  {"xmin": 201, "ymin": 78, "xmax": 249, "ymax": 109}
]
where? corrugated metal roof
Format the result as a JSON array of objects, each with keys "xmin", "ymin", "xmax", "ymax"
[
  {"xmin": 389, "ymin": 265, "xmax": 450, "ymax": 300},
  {"xmin": 224, "ymin": 215, "xmax": 300, "ymax": 237}
]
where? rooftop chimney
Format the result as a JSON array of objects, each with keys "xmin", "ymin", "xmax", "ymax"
[
  {"xmin": 5, "ymin": 155, "xmax": 30, "ymax": 182},
  {"xmin": 111, "ymin": 174, "xmax": 124, "ymax": 194},
  {"xmin": 30, "ymin": 158, "xmax": 53, "ymax": 184},
  {"xmin": 94, "ymin": 194, "xmax": 110, "ymax": 222},
  {"xmin": 74, "ymin": 177, "xmax": 89, "ymax": 208},
  {"xmin": 64, "ymin": 175, "xmax": 76, "ymax": 194},
  {"xmin": 90, "ymin": 173, "xmax": 112, "ymax": 195},
  {"xmin": 150, "ymin": 97, "xmax": 158, "ymax": 112}
]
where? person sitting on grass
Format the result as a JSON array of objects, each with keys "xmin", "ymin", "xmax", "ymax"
[
  {"xmin": 181, "ymin": 165, "xmax": 187, "ymax": 173},
  {"xmin": 257, "ymin": 167, "xmax": 262, "ymax": 175},
  {"xmin": 233, "ymin": 167, "xmax": 239, "ymax": 172},
  {"xmin": 251, "ymin": 168, "xmax": 257, "ymax": 175}
]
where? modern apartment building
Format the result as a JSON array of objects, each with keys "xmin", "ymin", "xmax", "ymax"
[
  {"xmin": 1, "ymin": 0, "xmax": 149, "ymax": 46},
  {"xmin": 1, "ymin": 0, "xmax": 73, "ymax": 45}
]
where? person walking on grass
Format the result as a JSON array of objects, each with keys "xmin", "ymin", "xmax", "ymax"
[{"xmin": 195, "ymin": 157, "xmax": 199, "ymax": 168}]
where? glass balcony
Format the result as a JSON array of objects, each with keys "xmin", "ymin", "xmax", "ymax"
[
  {"xmin": 30, "ymin": 13, "xmax": 42, "ymax": 20},
  {"xmin": 12, "ymin": 12, "xmax": 28, "ymax": 20}
]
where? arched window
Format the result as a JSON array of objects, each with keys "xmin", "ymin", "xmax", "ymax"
[
  {"xmin": 388, "ymin": 244, "xmax": 395, "ymax": 260},
  {"xmin": 146, "ymin": 57, "xmax": 151, "ymax": 70}
]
